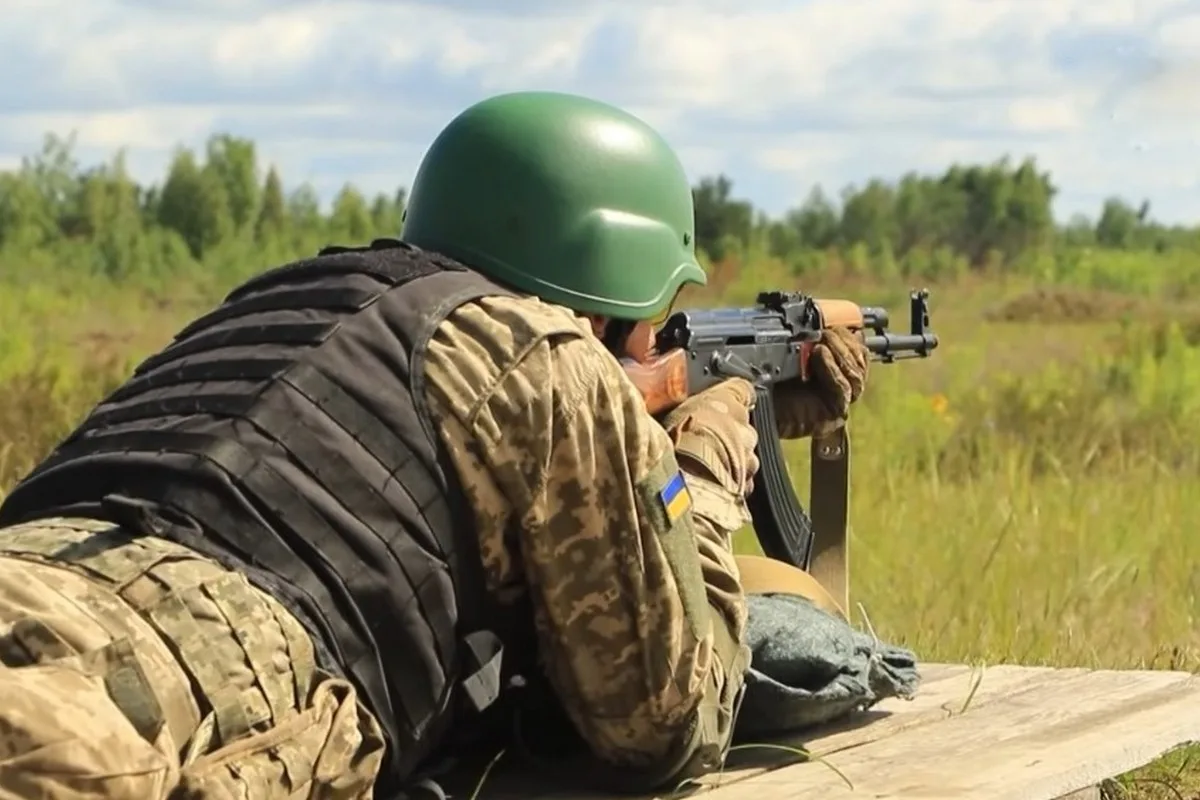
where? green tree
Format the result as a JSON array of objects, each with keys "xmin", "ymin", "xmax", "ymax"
[
  {"xmin": 255, "ymin": 166, "xmax": 287, "ymax": 242},
  {"xmin": 790, "ymin": 187, "xmax": 839, "ymax": 250},
  {"xmin": 1095, "ymin": 198, "xmax": 1143, "ymax": 248},
  {"xmin": 329, "ymin": 184, "xmax": 372, "ymax": 240},
  {"xmin": 288, "ymin": 184, "xmax": 322, "ymax": 232},
  {"xmin": 693, "ymin": 175, "xmax": 753, "ymax": 259},
  {"xmin": 156, "ymin": 148, "xmax": 234, "ymax": 258},
  {"xmin": 840, "ymin": 180, "xmax": 896, "ymax": 253},
  {"xmin": 205, "ymin": 134, "xmax": 261, "ymax": 231}
]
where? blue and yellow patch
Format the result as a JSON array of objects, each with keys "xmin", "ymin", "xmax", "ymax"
[{"xmin": 659, "ymin": 470, "xmax": 692, "ymax": 525}]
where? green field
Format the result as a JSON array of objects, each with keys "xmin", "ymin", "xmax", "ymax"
[{"xmin": 1, "ymin": 135, "xmax": 1198, "ymax": 797}]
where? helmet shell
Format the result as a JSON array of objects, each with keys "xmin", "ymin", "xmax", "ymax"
[{"xmin": 401, "ymin": 91, "xmax": 706, "ymax": 320}]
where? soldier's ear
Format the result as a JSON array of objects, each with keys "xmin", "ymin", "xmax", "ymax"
[{"xmin": 582, "ymin": 314, "xmax": 609, "ymax": 338}]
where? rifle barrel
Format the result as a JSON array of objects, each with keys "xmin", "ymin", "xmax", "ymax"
[{"xmin": 864, "ymin": 332, "xmax": 938, "ymax": 358}]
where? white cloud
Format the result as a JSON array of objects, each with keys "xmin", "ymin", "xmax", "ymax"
[
  {"xmin": 1007, "ymin": 98, "xmax": 1087, "ymax": 133},
  {"xmin": 0, "ymin": 0, "xmax": 1196, "ymax": 222},
  {"xmin": 2, "ymin": 107, "xmax": 222, "ymax": 151}
]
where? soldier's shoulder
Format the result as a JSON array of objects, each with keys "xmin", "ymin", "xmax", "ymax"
[
  {"xmin": 475, "ymin": 293, "xmax": 593, "ymax": 340},
  {"xmin": 439, "ymin": 293, "xmax": 599, "ymax": 365},
  {"xmin": 427, "ymin": 293, "xmax": 612, "ymax": 419}
]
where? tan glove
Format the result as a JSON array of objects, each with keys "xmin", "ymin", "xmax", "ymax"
[
  {"xmin": 661, "ymin": 377, "xmax": 759, "ymax": 499},
  {"xmin": 774, "ymin": 326, "xmax": 869, "ymax": 440}
]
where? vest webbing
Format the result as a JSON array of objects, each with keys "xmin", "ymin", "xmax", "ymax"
[{"xmin": 0, "ymin": 239, "xmax": 514, "ymax": 791}]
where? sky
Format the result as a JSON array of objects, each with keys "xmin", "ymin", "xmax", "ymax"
[{"xmin": 1, "ymin": 0, "xmax": 1197, "ymax": 224}]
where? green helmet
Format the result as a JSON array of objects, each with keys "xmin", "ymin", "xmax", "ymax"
[{"xmin": 400, "ymin": 91, "xmax": 706, "ymax": 320}]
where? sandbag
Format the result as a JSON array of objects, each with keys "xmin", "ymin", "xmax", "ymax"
[{"xmin": 735, "ymin": 593, "xmax": 920, "ymax": 738}]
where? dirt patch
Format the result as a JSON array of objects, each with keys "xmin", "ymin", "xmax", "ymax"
[{"xmin": 985, "ymin": 288, "xmax": 1144, "ymax": 323}]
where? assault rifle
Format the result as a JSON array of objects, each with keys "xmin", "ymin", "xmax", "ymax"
[{"xmin": 624, "ymin": 289, "xmax": 938, "ymax": 605}]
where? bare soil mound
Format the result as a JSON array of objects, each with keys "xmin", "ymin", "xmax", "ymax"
[{"xmin": 986, "ymin": 288, "xmax": 1143, "ymax": 323}]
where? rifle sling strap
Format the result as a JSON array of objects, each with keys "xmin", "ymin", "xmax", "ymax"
[
  {"xmin": 807, "ymin": 426, "xmax": 851, "ymax": 614},
  {"xmin": 733, "ymin": 554, "xmax": 845, "ymax": 620}
]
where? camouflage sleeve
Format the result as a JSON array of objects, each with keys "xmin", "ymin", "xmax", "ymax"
[{"xmin": 423, "ymin": 294, "xmax": 750, "ymax": 785}]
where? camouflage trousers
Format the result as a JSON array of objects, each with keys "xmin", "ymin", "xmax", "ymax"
[{"xmin": 0, "ymin": 517, "xmax": 386, "ymax": 799}]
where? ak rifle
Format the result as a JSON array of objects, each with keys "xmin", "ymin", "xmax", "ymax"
[{"xmin": 624, "ymin": 289, "xmax": 939, "ymax": 585}]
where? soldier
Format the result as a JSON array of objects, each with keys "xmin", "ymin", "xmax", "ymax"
[{"xmin": 0, "ymin": 91, "xmax": 868, "ymax": 799}]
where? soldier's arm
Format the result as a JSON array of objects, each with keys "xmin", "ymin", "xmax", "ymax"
[{"xmin": 424, "ymin": 295, "xmax": 749, "ymax": 789}]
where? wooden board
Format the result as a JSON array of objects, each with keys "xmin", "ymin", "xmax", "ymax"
[
  {"xmin": 704, "ymin": 663, "xmax": 1200, "ymax": 799},
  {"xmin": 463, "ymin": 662, "xmax": 1200, "ymax": 800}
]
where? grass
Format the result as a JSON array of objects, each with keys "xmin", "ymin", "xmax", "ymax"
[{"xmin": 1, "ymin": 266, "xmax": 1198, "ymax": 797}]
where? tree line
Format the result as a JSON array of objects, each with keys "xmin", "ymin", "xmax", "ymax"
[{"xmin": 0, "ymin": 131, "xmax": 1195, "ymax": 292}]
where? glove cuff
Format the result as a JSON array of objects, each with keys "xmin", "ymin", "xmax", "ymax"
[
  {"xmin": 680, "ymin": 472, "xmax": 752, "ymax": 539},
  {"xmin": 674, "ymin": 431, "xmax": 738, "ymax": 493}
]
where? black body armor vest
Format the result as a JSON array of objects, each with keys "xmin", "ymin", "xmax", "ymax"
[{"xmin": 0, "ymin": 239, "xmax": 517, "ymax": 792}]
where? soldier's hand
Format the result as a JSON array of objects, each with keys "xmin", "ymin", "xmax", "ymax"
[
  {"xmin": 774, "ymin": 326, "xmax": 869, "ymax": 440},
  {"xmin": 660, "ymin": 377, "xmax": 759, "ymax": 497}
]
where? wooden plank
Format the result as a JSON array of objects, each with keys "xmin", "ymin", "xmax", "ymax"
[
  {"xmin": 706, "ymin": 662, "xmax": 1066, "ymax": 789},
  {"xmin": 1055, "ymin": 788, "xmax": 1101, "ymax": 800},
  {"xmin": 451, "ymin": 663, "xmax": 1200, "ymax": 799},
  {"xmin": 702, "ymin": 666, "xmax": 1200, "ymax": 799},
  {"xmin": 469, "ymin": 662, "xmax": 1063, "ymax": 798}
]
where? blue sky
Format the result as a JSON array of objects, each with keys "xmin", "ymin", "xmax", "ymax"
[{"xmin": 1, "ymin": 0, "xmax": 1197, "ymax": 223}]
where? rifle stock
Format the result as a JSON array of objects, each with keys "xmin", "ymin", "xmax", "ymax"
[{"xmin": 620, "ymin": 349, "xmax": 690, "ymax": 416}]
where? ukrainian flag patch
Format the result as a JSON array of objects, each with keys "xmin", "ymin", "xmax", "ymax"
[{"xmin": 659, "ymin": 470, "xmax": 692, "ymax": 525}]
